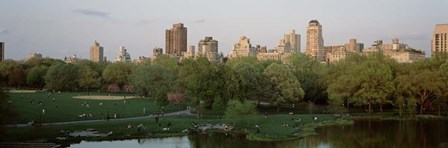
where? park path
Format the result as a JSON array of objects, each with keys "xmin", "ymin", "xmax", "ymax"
[{"xmin": 7, "ymin": 109, "xmax": 194, "ymax": 128}]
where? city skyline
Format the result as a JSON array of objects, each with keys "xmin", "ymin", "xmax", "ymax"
[{"xmin": 0, "ymin": 0, "xmax": 447, "ymax": 60}]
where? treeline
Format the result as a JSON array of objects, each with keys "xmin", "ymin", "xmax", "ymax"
[{"xmin": 1, "ymin": 53, "xmax": 448, "ymax": 115}]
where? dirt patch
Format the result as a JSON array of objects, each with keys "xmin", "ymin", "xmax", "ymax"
[
  {"xmin": 73, "ymin": 95, "xmax": 138, "ymax": 100},
  {"xmin": 9, "ymin": 90, "xmax": 37, "ymax": 93}
]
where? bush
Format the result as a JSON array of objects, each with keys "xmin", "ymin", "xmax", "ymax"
[{"xmin": 224, "ymin": 100, "xmax": 257, "ymax": 120}]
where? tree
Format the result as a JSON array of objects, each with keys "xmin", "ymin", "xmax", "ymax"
[
  {"xmin": 45, "ymin": 63, "xmax": 80, "ymax": 91},
  {"xmin": 78, "ymin": 64, "xmax": 100, "ymax": 93},
  {"xmin": 0, "ymin": 60, "xmax": 19, "ymax": 85},
  {"xmin": 225, "ymin": 56, "xmax": 259, "ymax": 69},
  {"xmin": 396, "ymin": 69, "xmax": 444, "ymax": 114},
  {"xmin": 232, "ymin": 62, "xmax": 262, "ymax": 101},
  {"xmin": 224, "ymin": 100, "xmax": 257, "ymax": 121},
  {"xmin": 327, "ymin": 54, "xmax": 367, "ymax": 111},
  {"xmin": 354, "ymin": 60, "xmax": 395, "ymax": 114},
  {"xmin": 129, "ymin": 65, "xmax": 176, "ymax": 101},
  {"xmin": 25, "ymin": 57, "xmax": 63, "ymax": 68},
  {"xmin": 328, "ymin": 53, "xmax": 395, "ymax": 114},
  {"xmin": 213, "ymin": 63, "xmax": 238, "ymax": 110},
  {"xmin": 264, "ymin": 63, "xmax": 304, "ymax": 112},
  {"xmin": 8, "ymin": 66, "xmax": 27, "ymax": 88},
  {"xmin": 328, "ymin": 73, "xmax": 360, "ymax": 112},
  {"xmin": 26, "ymin": 66, "xmax": 48, "ymax": 88},
  {"xmin": 0, "ymin": 87, "xmax": 16, "ymax": 138},
  {"xmin": 288, "ymin": 53, "xmax": 328, "ymax": 104},
  {"xmin": 102, "ymin": 62, "xmax": 134, "ymax": 90},
  {"xmin": 179, "ymin": 57, "xmax": 220, "ymax": 117},
  {"xmin": 152, "ymin": 55, "xmax": 179, "ymax": 74}
]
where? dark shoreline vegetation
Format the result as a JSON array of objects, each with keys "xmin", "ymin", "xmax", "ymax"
[
  {"xmin": 4, "ymin": 112, "xmax": 447, "ymax": 146},
  {"xmin": 1, "ymin": 52, "xmax": 448, "ymax": 145}
]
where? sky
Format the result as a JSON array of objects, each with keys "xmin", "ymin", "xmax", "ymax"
[{"xmin": 0, "ymin": 0, "xmax": 447, "ymax": 60}]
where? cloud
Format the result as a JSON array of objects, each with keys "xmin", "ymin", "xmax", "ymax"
[
  {"xmin": 194, "ymin": 19, "xmax": 205, "ymax": 23},
  {"xmin": 0, "ymin": 28, "xmax": 8, "ymax": 35},
  {"xmin": 73, "ymin": 9, "xmax": 110, "ymax": 18}
]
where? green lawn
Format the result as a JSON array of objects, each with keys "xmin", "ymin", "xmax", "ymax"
[
  {"xmin": 5, "ymin": 91, "xmax": 352, "ymax": 143},
  {"xmin": 3, "ymin": 114, "xmax": 342, "ymax": 143},
  {"xmin": 7, "ymin": 91, "xmax": 185, "ymax": 124}
]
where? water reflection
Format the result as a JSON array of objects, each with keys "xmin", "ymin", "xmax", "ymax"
[
  {"xmin": 70, "ymin": 120, "xmax": 448, "ymax": 148},
  {"xmin": 188, "ymin": 133, "xmax": 302, "ymax": 148},
  {"xmin": 306, "ymin": 119, "xmax": 448, "ymax": 148},
  {"xmin": 70, "ymin": 137, "xmax": 190, "ymax": 148}
]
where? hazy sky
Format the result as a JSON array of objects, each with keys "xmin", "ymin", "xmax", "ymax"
[{"xmin": 0, "ymin": 0, "xmax": 447, "ymax": 60}]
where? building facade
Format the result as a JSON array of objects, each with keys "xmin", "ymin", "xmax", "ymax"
[
  {"xmin": 115, "ymin": 46, "xmax": 131, "ymax": 62},
  {"xmin": 166, "ymin": 23, "xmax": 187, "ymax": 56},
  {"xmin": 64, "ymin": 54, "xmax": 81, "ymax": 63},
  {"xmin": 324, "ymin": 39, "xmax": 364, "ymax": 63},
  {"xmin": 306, "ymin": 20, "xmax": 325, "ymax": 62},
  {"xmin": 432, "ymin": 24, "xmax": 448, "ymax": 53},
  {"xmin": 229, "ymin": 36, "xmax": 257, "ymax": 59},
  {"xmin": 134, "ymin": 56, "xmax": 150, "ymax": 64},
  {"xmin": 182, "ymin": 45, "xmax": 195, "ymax": 60},
  {"xmin": 28, "ymin": 53, "xmax": 43, "ymax": 60},
  {"xmin": 0, "ymin": 42, "xmax": 4, "ymax": 62},
  {"xmin": 197, "ymin": 37, "xmax": 221, "ymax": 63},
  {"xmin": 283, "ymin": 29, "xmax": 301, "ymax": 53},
  {"xmin": 90, "ymin": 40, "xmax": 104, "ymax": 62},
  {"xmin": 153, "ymin": 47, "xmax": 163, "ymax": 58},
  {"xmin": 362, "ymin": 38, "xmax": 425, "ymax": 63},
  {"xmin": 257, "ymin": 30, "xmax": 299, "ymax": 62}
]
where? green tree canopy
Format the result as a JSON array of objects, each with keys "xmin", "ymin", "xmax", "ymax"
[
  {"xmin": 224, "ymin": 100, "xmax": 257, "ymax": 120},
  {"xmin": 102, "ymin": 62, "xmax": 134, "ymax": 88},
  {"xmin": 26, "ymin": 65, "xmax": 48, "ymax": 88},
  {"xmin": 78, "ymin": 63, "xmax": 101, "ymax": 92},
  {"xmin": 264, "ymin": 63, "xmax": 304, "ymax": 112},
  {"xmin": 44, "ymin": 63, "xmax": 80, "ymax": 91},
  {"xmin": 288, "ymin": 53, "xmax": 327, "ymax": 104},
  {"xmin": 130, "ymin": 65, "xmax": 176, "ymax": 101}
]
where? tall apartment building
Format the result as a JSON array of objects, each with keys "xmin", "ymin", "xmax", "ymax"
[
  {"xmin": 283, "ymin": 30, "xmax": 301, "ymax": 53},
  {"xmin": 90, "ymin": 40, "xmax": 104, "ymax": 62},
  {"xmin": 432, "ymin": 24, "xmax": 448, "ymax": 53},
  {"xmin": 229, "ymin": 36, "xmax": 257, "ymax": 59},
  {"xmin": 306, "ymin": 20, "xmax": 325, "ymax": 62},
  {"xmin": 182, "ymin": 45, "xmax": 195, "ymax": 59},
  {"xmin": 325, "ymin": 39, "xmax": 364, "ymax": 63},
  {"xmin": 197, "ymin": 37, "xmax": 221, "ymax": 63},
  {"xmin": 153, "ymin": 47, "xmax": 163, "ymax": 57},
  {"xmin": 166, "ymin": 23, "xmax": 187, "ymax": 56},
  {"xmin": 115, "ymin": 46, "xmax": 131, "ymax": 62},
  {"xmin": 257, "ymin": 30, "xmax": 299, "ymax": 62},
  {"xmin": 362, "ymin": 38, "xmax": 425, "ymax": 63},
  {"xmin": 0, "ymin": 42, "xmax": 4, "ymax": 62},
  {"xmin": 198, "ymin": 37, "xmax": 218, "ymax": 54}
]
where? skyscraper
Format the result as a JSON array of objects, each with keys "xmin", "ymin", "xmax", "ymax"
[
  {"xmin": 114, "ymin": 46, "xmax": 131, "ymax": 62},
  {"xmin": 276, "ymin": 30, "xmax": 301, "ymax": 53},
  {"xmin": 306, "ymin": 20, "xmax": 325, "ymax": 62},
  {"xmin": 432, "ymin": 24, "xmax": 448, "ymax": 53},
  {"xmin": 198, "ymin": 37, "xmax": 221, "ymax": 62},
  {"xmin": 285, "ymin": 30, "xmax": 301, "ymax": 53},
  {"xmin": 90, "ymin": 40, "xmax": 104, "ymax": 62},
  {"xmin": 198, "ymin": 37, "xmax": 218, "ymax": 55},
  {"xmin": 0, "ymin": 42, "xmax": 4, "ymax": 62},
  {"xmin": 166, "ymin": 23, "xmax": 187, "ymax": 56},
  {"xmin": 229, "ymin": 36, "xmax": 257, "ymax": 59}
]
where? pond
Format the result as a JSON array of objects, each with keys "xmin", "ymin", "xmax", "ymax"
[{"xmin": 69, "ymin": 119, "xmax": 448, "ymax": 148}]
